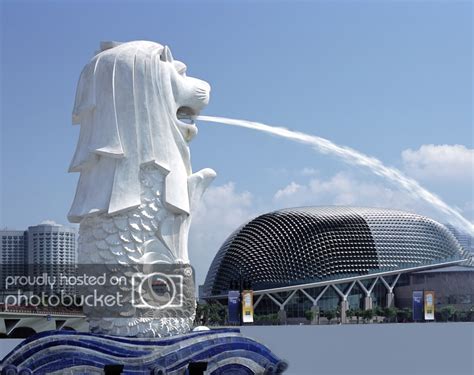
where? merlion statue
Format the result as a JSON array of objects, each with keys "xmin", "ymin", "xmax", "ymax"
[{"xmin": 68, "ymin": 40, "xmax": 216, "ymax": 337}]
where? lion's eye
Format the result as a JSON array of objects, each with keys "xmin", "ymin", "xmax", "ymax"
[{"xmin": 173, "ymin": 61, "xmax": 187, "ymax": 76}]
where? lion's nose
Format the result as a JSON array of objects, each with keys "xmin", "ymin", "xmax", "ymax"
[
  {"xmin": 186, "ymin": 77, "xmax": 211, "ymax": 109},
  {"xmin": 196, "ymin": 79, "xmax": 211, "ymax": 95},
  {"xmin": 196, "ymin": 84, "xmax": 210, "ymax": 108}
]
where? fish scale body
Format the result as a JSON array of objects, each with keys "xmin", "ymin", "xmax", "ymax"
[{"xmin": 78, "ymin": 165, "xmax": 195, "ymax": 337}]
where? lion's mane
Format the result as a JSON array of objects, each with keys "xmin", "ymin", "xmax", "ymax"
[{"xmin": 69, "ymin": 41, "xmax": 192, "ymax": 222}]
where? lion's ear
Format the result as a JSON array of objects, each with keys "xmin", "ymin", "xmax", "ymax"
[
  {"xmin": 173, "ymin": 61, "xmax": 187, "ymax": 75},
  {"xmin": 99, "ymin": 41, "xmax": 123, "ymax": 52},
  {"xmin": 161, "ymin": 45, "xmax": 174, "ymax": 62}
]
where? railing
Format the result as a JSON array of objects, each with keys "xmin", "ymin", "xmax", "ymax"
[{"xmin": 0, "ymin": 305, "xmax": 84, "ymax": 316}]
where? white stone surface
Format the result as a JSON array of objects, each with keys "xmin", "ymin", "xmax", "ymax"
[
  {"xmin": 68, "ymin": 41, "xmax": 215, "ymax": 337},
  {"xmin": 192, "ymin": 326, "xmax": 211, "ymax": 332}
]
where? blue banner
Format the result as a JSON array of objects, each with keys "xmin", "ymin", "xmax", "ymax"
[
  {"xmin": 228, "ymin": 290, "xmax": 240, "ymax": 324},
  {"xmin": 412, "ymin": 290, "xmax": 423, "ymax": 321}
]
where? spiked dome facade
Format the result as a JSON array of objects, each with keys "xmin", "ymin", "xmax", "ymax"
[{"xmin": 203, "ymin": 207, "xmax": 468, "ymax": 297}]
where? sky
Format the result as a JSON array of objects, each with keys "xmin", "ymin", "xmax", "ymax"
[{"xmin": 1, "ymin": 1, "xmax": 472, "ymax": 284}]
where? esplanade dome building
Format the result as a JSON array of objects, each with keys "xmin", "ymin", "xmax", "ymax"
[{"xmin": 202, "ymin": 207, "xmax": 471, "ymax": 323}]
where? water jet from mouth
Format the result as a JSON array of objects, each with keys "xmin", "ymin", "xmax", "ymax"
[{"xmin": 197, "ymin": 115, "xmax": 474, "ymax": 235}]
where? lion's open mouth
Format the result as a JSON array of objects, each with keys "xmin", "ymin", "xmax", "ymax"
[
  {"xmin": 176, "ymin": 106, "xmax": 197, "ymax": 123},
  {"xmin": 176, "ymin": 106, "xmax": 199, "ymax": 142}
]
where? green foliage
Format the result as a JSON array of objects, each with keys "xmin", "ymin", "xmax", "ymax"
[
  {"xmin": 384, "ymin": 307, "xmax": 399, "ymax": 322},
  {"xmin": 439, "ymin": 305, "xmax": 456, "ymax": 322},
  {"xmin": 194, "ymin": 301, "xmax": 208, "ymax": 326},
  {"xmin": 304, "ymin": 310, "xmax": 314, "ymax": 322},
  {"xmin": 454, "ymin": 310, "xmax": 469, "ymax": 322},
  {"xmin": 210, "ymin": 303, "xmax": 227, "ymax": 325},
  {"xmin": 346, "ymin": 308, "xmax": 354, "ymax": 320},
  {"xmin": 352, "ymin": 308, "xmax": 363, "ymax": 324},
  {"xmin": 194, "ymin": 302, "xmax": 227, "ymax": 326},
  {"xmin": 323, "ymin": 309, "xmax": 337, "ymax": 324},
  {"xmin": 373, "ymin": 306, "xmax": 384, "ymax": 317},
  {"xmin": 462, "ymin": 309, "xmax": 474, "ymax": 322},
  {"xmin": 465, "ymin": 309, "xmax": 474, "ymax": 322},
  {"xmin": 397, "ymin": 307, "xmax": 412, "ymax": 322},
  {"xmin": 254, "ymin": 314, "xmax": 279, "ymax": 325},
  {"xmin": 361, "ymin": 308, "xmax": 374, "ymax": 323}
]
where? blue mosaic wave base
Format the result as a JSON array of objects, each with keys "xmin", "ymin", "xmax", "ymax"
[{"xmin": 0, "ymin": 329, "xmax": 287, "ymax": 374}]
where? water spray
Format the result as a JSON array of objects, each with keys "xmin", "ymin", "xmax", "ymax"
[{"xmin": 197, "ymin": 115, "xmax": 474, "ymax": 235}]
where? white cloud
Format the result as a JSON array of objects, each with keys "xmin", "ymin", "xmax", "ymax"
[
  {"xmin": 273, "ymin": 172, "xmax": 438, "ymax": 215},
  {"xmin": 40, "ymin": 219, "xmax": 60, "ymax": 226},
  {"xmin": 189, "ymin": 183, "xmax": 259, "ymax": 285},
  {"xmin": 274, "ymin": 182, "xmax": 302, "ymax": 199},
  {"xmin": 401, "ymin": 144, "xmax": 474, "ymax": 182}
]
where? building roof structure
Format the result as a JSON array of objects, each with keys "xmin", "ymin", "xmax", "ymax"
[{"xmin": 203, "ymin": 207, "xmax": 469, "ymax": 297}]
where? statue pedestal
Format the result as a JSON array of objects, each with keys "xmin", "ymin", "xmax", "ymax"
[{"xmin": 1, "ymin": 328, "xmax": 287, "ymax": 374}]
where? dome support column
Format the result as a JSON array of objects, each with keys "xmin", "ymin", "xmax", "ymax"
[
  {"xmin": 357, "ymin": 278, "xmax": 379, "ymax": 311},
  {"xmin": 380, "ymin": 274, "xmax": 401, "ymax": 308},
  {"xmin": 300, "ymin": 285, "xmax": 330, "ymax": 325},
  {"xmin": 332, "ymin": 282, "xmax": 356, "ymax": 324}
]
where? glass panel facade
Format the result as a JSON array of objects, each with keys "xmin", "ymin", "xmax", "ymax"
[
  {"xmin": 334, "ymin": 282, "xmax": 351, "ymax": 295},
  {"xmin": 371, "ymin": 280, "xmax": 386, "ymax": 307},
  {"xmin": 348, "ymin": 283, "xmax": 364, "ymax": 309},
  {"xmin": 254, "ymin": 295, "xmax": 280, "ymax": 317},
  {"xmin": 318, "ymin": 286, "xmax": 340, "ymax": 312},
  {"xmin": 286, "ymin": 290, "xmax": 313, "ymax": 318},
  {"xmin": 382, "ymin": 275, "xmax": 397, "ymax": 285},
  {"xmin": 360, "ymin": 279, "xmax": 374, "ymax": 289},
  {"xmin": 304, "ymin": 286, "xmax": 326, "ymax": 299},
  {"xmin": 274, "ymin": 291, "xmax": 291, "ymax": 304}
]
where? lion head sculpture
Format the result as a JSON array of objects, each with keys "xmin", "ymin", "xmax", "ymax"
[{"xmin": 68, "ymin": 40, "xmax": 211, "ymax": 222}]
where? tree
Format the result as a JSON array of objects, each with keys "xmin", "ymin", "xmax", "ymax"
[
  {"xmin": 353, "ymin": 308, "xmax": 362, "ymax": 324},
  {"xmin": 207, "ymin": 303, "xmax": 226, "ymax": 325},
  {"xmin": 305, "ymin": 310, "xmax": 314, "ymax": 322},
  {"xmin": 194, "ymin": 302, "xmax": 210, "ymax": 326},
  {"xmin": 194, "ymin": 302, "xmax": 227, "ymax": 326},
  {"xmin": 469, "ymin": 308, "xmax": 474, "ymax": 322},
  {"xmin": 397, "ymin": 307, "xmax": 412, "ymax": 323},
  {"xmin": 346, "ymin": 308, "xmax": 354, "ymax": 322},
  {"xmin": 384, "ymin": 307, "xmax": 398, "ymax": 323},
  {"xmin": 324, "ymin": 309, "xmax": 336, "ymax": 324},
  {"xmin": 361, "ymin": 309, "xmax": 374, "ymax": 323},
  {"xmin": 440, "ymin": 305, "xmax": 456, "ymax": 322},
  {"xmin": 454, "ymin": 310, "xmax": 468, "ymax": 322},
  {"xmin": 255, "ymin": 313, "xmax": 280, "ymax": 325},
  {"xmin": 373, "ymin": 306, "xmax": 384, "ymax": 318}
]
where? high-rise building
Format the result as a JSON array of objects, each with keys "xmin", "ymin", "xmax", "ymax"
[
  {"xmin": 27, "ymin": 224, "xmax": 76, "ymax": 265},
  {"xmin": 0, "ymin": 230, "xmax": 27, "ymax": 293},
  {"xmin": 0, "ymin": 224, "xmax": 76, "ymax": 297},
  {"xmin": 27, "ymin": 224, "xmax": 76, "ymax": 295}
]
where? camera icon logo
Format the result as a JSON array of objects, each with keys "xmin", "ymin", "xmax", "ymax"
[{"xmin": 131, "ymin": 272, "xmax": 184, "ymax": 310}]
